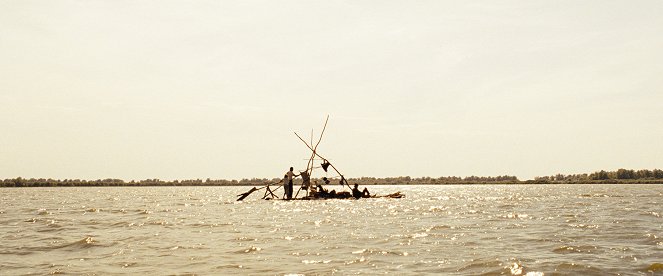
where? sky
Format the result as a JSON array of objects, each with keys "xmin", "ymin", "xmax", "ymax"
[{"xmin": 1, "ymin": 0, "xmax": 662, "ymax": 181}]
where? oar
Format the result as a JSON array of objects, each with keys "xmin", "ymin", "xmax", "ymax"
[{"xmin": 237, "ymin": 187, "xmax": 260, "ymax": 201}]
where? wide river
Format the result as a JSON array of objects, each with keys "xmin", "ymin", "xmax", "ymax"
[{"xmin": 1, "ymin": 185, "xmax": 662, "ymax": 275}]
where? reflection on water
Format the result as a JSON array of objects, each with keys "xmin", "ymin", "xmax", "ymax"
[{"xmin": 1, "ymin": 185, "xmax": 662, "ymax": 275}]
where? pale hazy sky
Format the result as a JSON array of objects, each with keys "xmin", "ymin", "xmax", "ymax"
[{"xmin": 1, "ymin": 0, "xmax": 662, "ymax": 181}]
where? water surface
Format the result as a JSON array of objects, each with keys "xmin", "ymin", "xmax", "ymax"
[{"xmin": 1, "ymin": 185, "xmax": 662, "ymax": 275}]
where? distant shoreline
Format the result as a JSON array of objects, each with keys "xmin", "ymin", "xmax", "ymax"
[
  {"xmin": 2, "ymin": 180, "xmax": 663, "ymax": 188},
  {"xmin": 3, "ymin": 169, "xmax": 662, "ymax": 187}
]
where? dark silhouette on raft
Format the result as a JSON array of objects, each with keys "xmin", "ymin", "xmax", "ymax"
[
  {"xmin": 352, "ymin": 184, "xmax": 371, "ymax": 199},
  {"xmin": 235, "ymin": 116, "xmax": 405, "ymax": 201}
]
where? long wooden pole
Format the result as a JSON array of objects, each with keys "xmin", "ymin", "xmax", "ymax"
[
  {"xmin": 307, "ymin": 128, "xmax": 314, "ymax": 172},
  {"xmin": 294, "ymin": 132, "xmax": 352, "ymax": 190},
  {"xmin": 313, "ymin": 115, "xmax": 329, "ymax": 152},
  {"xmin": 294, "ymin": 186, "xmax": 302, "ymax": 198},
  {"xmin": 237, "ymin": 180, "xmax": 283, "ymax": 201},
  {"xmin": 310, "ymin": 115, "xmax": 329, "ymax": 176},
  {"xmin": 295, "ymin": 116, "xmax": 330, "ymax": 200}
]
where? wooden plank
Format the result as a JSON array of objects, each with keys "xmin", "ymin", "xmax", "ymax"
[{"xmin": 236, "ymin": 187, "xmax": 258, "ymax": 201}]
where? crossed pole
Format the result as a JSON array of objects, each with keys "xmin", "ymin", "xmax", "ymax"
[
  {"xmin": 237, "ymin": 115, "xmax": 351, "ymax": 201},
  {"xmin": 293, "ymin": 132, "xmax": 352, "ymax": 191}
]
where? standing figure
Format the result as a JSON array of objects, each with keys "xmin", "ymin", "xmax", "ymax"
[
  {"xmin": 285, "ymin": 167, "xmax": 298, "ymax": 199},
  {"xmin": 282, "ymin": 174, "xmax": 289, "ymax": 199}
]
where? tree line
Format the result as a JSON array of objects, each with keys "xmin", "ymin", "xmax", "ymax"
[
  {"xmin": 1, "ymin": 168, "xmax": 662, "ymax": 187},
  {"xmin": 0, "ymin": 177, "xmax": 277, "ymax": 187},
  {"xmin": 529, "ymin": 169, "xmax": 663, "ymax": 184}
]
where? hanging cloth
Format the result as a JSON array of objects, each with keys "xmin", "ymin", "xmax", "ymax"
[
  {"xmin": 300, "ymin": 171, "xmax": 311, "ymax": 189},
  {"xmin": 321, "ymin": 160, "xmax": 331, "ymax": 172}
]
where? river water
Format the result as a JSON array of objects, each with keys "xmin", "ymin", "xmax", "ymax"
[{"xmin": 1, "ymin": 185, "xmax": 662, "ymax": 275}]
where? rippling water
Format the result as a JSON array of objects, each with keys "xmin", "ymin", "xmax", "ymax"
[{"xmin": 1, "ymin": 185, "xmax": 662, "ymax": 275}]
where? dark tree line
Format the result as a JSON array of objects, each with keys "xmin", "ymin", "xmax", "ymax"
[
  {"xmin": 350, "ymin": 175, "xmax": 519, "ymax": 185},
  {"xmin": 529, "ymin": 169, "xmax": 663, "ymax": 184},
  {"xmin": 0, "ymin": 177, "xmax": 279, "ymax": 187},
  {"xmin": 1, "ymin": 169, "xmax": 662, "ymax": 187}
]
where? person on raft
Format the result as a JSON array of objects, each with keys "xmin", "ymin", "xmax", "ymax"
[
  {"xmin": 352, "ymin": 184, "xmax": 371, "ymax": 199},
  {"xmin": 282, "ymin": 174, "xmax": 289, "ymax": 199},
  {"xmin": 284, "ymin": 167, "xmax": 299, "ymax": 200},
  {"xmin": 315, "ymin": 179, "xmax": 329, "ymax": 197}
]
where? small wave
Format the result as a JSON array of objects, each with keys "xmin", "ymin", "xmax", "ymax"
[
  {"xmin": 149, "ymin": 220, "xmax": 169, "ymax": 226},
  {"xmin": 568, "ymin": 223, "xmax": 599, "ymax": 229},
  {"xmin": 168, "ymin": 244, "xmax": 208, "ymax": 250},
  {"xmin": 36, "ymin": 224, "xmax": 67, "ymax": 233},
  {"xmin": 553, "ymin": 245, "xmax": 602, "ymax": 254},
  {"xmin": 119, "ymin": 262, "xmax": 138, "ymax": 268},
  {"xmin": 645, "ymin": 263, "xmax": 663, "ymax": 272},
  {"xmin": 236, "ymin": 246, "xmax": 261, "ymax": 253},
  {"xmin": 301, "ymin": 259, "xmax": 331, "ymax": 264},
  {"xmin": 0, "ymin": 250, "xmax": 33, "ymax": 256},
  {"xmin": 61, "ymin": 237, "xmax": 98, "ymax": 250},
  {"xmin": 509, "ymin": 262, "xmax": 523, "ymax": 275},
  {"xmin": 428, "ymin": 206, "xmax": 447, "ymax": 212},
  {"xmin": 215, "ymin": 264, "xmax": 244, "ymax": 269},
  {"xmin": 502, "ymin": 213, "xmax": 529, "ymax": 219},
  {"xmin": 554, "ymin": 262, "xmax": 606, "ymax": 274},
  {"xmin": 644, "ymin": 233, "xmax": 660, "ymax": 246},
  {"xmin": 352, "ymin": 249, "xmax": 366, "ymax": 254},
  {"xmin": 579, "ymin": 193, "xmax": 623, "ymax": 198},
  {"xmin": 159, "ymin": 208, "xmax": 183, "ymax": 213},
  {"xmin": 187, "ymin": 222, "xmax": 209, "ymax": 227},
  {"xmin": 22, "ymin": 236, "xmax": 104, "ymax": 253},
  {"xmin": 410, "ymin": 232, "xmax": 428, "ymax": 239},
  {"xmin": 344, "ymin": 256, "xmax": 367, "ymax": 265},
  {"xmin": 456, "ymin": 259, "xmax": 503, "ymax": 274},
  {"xmin": 428, "ymin": 225, "xmax": 452, "ymax": 231},
  {"xmin": 352, "ymin": 248, "xmax": 408, "ymax": 256},
  {"xmin": 645, "ymin": 211, "xmax": 661, "ymax": 218},
  {"xmin": 110, "ymin": 221, "xmax": 131, "ymax": 227},
  {"xmin": 457, "ymin": 259, "xmax": 544, "ymax": 276}
]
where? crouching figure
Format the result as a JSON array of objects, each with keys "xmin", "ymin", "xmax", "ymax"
[{"xmin": 351, "ymin": 184, "xmax": 371, "ymax": 199}]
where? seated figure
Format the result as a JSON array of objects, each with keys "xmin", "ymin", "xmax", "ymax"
[
  {"xmin": 352, "ymin": 184, "xmax": 362, "ymax": 199},
  {"xmin": 352, "ymin": 184, "xmax": 371, "ymax": 199}
]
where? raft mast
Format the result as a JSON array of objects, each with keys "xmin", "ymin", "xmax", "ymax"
[{"xmin": 236, "ymin": 116, "xmax": 403, "ymax": 201}]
